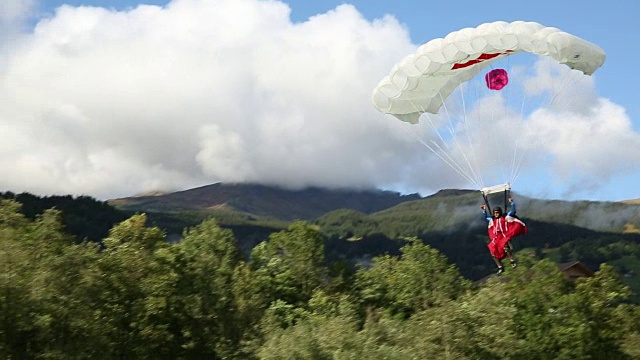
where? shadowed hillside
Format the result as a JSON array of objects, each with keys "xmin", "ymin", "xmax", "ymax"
[{"xmin": 108, "ymin": 182, "xmax": 422, "ymax": 220}]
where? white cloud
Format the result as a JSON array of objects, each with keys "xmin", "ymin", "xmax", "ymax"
[
  {"xmin": 524, "ymin": 99, "xmax": 640, "ymax": 195},
  {"xmin": 1, "ymin": 0, "xmax": 638, "ymax": 201}
]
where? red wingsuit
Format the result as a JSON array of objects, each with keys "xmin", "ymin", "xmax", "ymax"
[{"xmin": 486, "ymin": 215, "xmax": 527, "ymax": 259}]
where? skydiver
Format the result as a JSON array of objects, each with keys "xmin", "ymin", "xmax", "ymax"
[{"xmin": 480, "ymin": 197, "xmax": 526, "ymax": 274}]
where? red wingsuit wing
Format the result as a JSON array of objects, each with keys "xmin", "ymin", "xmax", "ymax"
[
  {"xmin": 505, "ymin": 215, "xmax": 527, "ymax": 238},
  {"xmin": 486, "ymin": 216, "xmax": 527, "ymax": 259}
]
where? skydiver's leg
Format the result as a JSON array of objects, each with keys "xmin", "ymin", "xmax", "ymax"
[
  {"xmin": 488, "ymin": 237, "xmax": 505, "ymax": 274},
  {"xmin": 493, "ymin": 256, "xmax": 504, "ymax": 274},
  {"xmin": 505, "ymin": 242, "xmax": 517, "ymax": 268}
]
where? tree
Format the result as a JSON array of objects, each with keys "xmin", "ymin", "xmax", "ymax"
[
  {"xmin": 90, "ymin": 214, "xmax": 167, "ymax": 358},
  {"xmin": 250, "ymin": 221, "xmax": 327, "ymax": 308},
  {"xmin": 0, "ymin": 200, "xmax": 40, "ymax": 358},
  {"xmin": 0, "ymin": 201, "xmax": 102, "ymax": 358},
  {"xmin": 561, "ymin": 264, "xmax": 632, "ymax": 358},
  {"xmin": 500, "ymin": 260, "xmax": 633, "ymax": 359},
  {"xmin": 166, "ymin": 218, "xmax": 246, "ymax": 358},
  {"xmin": 355, "ymin": 240, "xmax": 471, "ymax": 316},
  {"xmin": 257, "ymin": 293, "xmax": 363, "ymax": 359}
]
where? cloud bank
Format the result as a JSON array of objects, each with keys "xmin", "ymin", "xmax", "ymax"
[{"xmin": 1, "ymin": 0, "xmax": 639, "ymax": 200}]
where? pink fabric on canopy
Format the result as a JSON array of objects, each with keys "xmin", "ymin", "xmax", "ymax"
[{"xmin": 485, "ymin": 69, "xmax": 509, "ymax": 90}]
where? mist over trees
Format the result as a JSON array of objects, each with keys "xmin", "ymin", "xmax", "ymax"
[{"xmin": 1, "ymin": 198, "xmax": 640, "ymax": 359}]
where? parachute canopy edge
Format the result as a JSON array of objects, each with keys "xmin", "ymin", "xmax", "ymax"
[{"xmin": 393, "ymin": 112, "xmax": 421, "ymax": 124}]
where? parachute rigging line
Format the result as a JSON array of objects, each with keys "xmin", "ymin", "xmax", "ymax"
[
  {"xmin": 405, "ymin": 90, "xmax": 485, "ymax": 188},
  {"xmin": 399, "ymin": 124, "xmax": 482, "ymax": 188},
  {"xmin": 403, "ymin": 99, "xmax": 483, "ymax": 188},
  {"xmin": 436, "ymin": 89, "xmax": 485, "ymax": 187}
]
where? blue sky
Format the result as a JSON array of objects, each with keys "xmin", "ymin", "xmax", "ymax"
[{"xmin": 2, "ymin": 0, "xmax": 639, "ymax": 201}]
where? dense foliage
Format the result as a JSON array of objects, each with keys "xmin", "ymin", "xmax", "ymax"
[
  {"xmin": 0, "ymin": 191, "xmax": 128, "ymax": 242},
  {"xmin": 2, "ymin": 199, "xmax": 640, "ymax": 359}
]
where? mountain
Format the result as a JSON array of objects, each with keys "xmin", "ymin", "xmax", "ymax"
[
  {"xmin": 107, "ymin": 182, "xmax": 422, "ymax": 220},
  {"xmin": 107, "ymin": 183, "xmax": 640, "ymax": 237}
]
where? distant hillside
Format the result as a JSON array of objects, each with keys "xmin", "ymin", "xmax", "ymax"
[
  {"xmin": 108, "ymin": 183, "xmax": 422, "ymax": 220},
  {"xmin": 108, "ymin": 183, "xmax": 640, "ymax": 235},
  {"xmin": 313, "ymin": 190, "xmax": 640, "ymax": 236}
]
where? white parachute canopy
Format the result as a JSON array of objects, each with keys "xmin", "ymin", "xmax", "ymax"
[
  {"xmin": 372, "ymin": 20, "xmax": 605, "ymax": 190},
  {"xmin": 372, "ymin": 21, "xmax": 605, "ymax": 123}
]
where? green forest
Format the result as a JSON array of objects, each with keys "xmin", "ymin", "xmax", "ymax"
[{"xmin": 2, "ymin": 197, "xmax": 640, "ymax": 359}]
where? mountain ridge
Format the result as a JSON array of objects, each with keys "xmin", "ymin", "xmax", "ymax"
[
  {"xmin": 107, "ymin": 182, "xmax": 640, "ymax": 236},
  {"xmin": 108, "ymin": 182, "xmax": 423, "ymax": 220}
]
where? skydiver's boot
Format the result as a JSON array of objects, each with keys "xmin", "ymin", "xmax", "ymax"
[
  {"xmin": 510, "ymin": 259, "xmax": 517, "ymax": 268},
  {"xmin": 497, "ymin": 266, "xmax": 504, "ymax": 275}
]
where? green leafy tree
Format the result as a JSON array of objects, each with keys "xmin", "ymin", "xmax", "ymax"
[
  {"xmin": 168, "ymin": 218, "xmax": 246, "ymax": 358},
  {"xmin": 250, "ymin": 221, "xmax": 327, "ymax": 308},
  {"xmin": 355, "ymin": 240, "xmax": 471, "ymax": 316},
  {"xmin": 0, "ymin": 200, "xmax": 41, "ymax": 358},
  {"xmin": 618, "ymin": 303, "xmax": 640, "ymax": 357},
  {"xmin": 29, "ymin": 238, "xmax": 102, "ymax": 358},
  {"xmin": 257, "ymin": 293, "xmax": 363, "ymax": 359},
  {"xmin": 559, "ymin": 264, "xmax": 632, "ymax": 358},
  {"xmin": 246, "ymin": 222, "xmax": 332, "ymax": 357},
  {"xmin": 499, "ymin": 260, "xmax": 633, "ymax": 359},
  {"xmin": 0, "ymin": 201, "xmax": 101, "ymax": 358},
  {"xmin": 90, "ymin": 214, "xmax": 167, "ymax": 358}
]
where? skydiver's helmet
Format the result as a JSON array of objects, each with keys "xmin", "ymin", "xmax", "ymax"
[{"xmin": 493, "ymin": 207, "xmax": 503, "ymax": 217}]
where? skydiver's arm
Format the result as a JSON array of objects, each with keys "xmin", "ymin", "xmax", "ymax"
[
  {"xmin": 507, "ymin": 198, "xmax": 516, "ymax": 216},
  {"xmin": 481, "ymin": 204, "xmax": 491, "ymax": 222}
]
